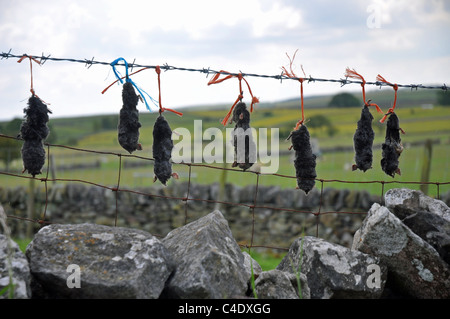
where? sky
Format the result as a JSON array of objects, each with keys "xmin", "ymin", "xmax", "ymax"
[{"xmin": 0, "ymin": 0, "xmax": 449, "ymax": 121}]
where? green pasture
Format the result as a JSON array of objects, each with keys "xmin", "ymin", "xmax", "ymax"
[
  {"xmin": 1, "ymin": 139, "xmax": 448, "ymax": 197},
  {"xmin": 1, "ymin": 104, "xmax": 449, "ymax": 197}
]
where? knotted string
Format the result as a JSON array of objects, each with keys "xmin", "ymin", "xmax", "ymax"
[
  {"xmin": 345, "ymin": 68, "xmax": 383, "ymax": 114},
  {"xmin": 102, "ymin": 57, "xmax": 158, "ymax": 112},
  {"xmin": 208, "ymin": 71, "xmax": 259, "ymax": 126},
  {"xmin": 377, "ymin": 74, "xmax": 399, "ymax": 123},
  {"xmin": 101, "ymin": 66, "xmax": 149, "ymax": 94},
  {"xmin": 17, "ymin": 54, "xmax": 48, "ymax": 103},
  {"xmin": 17, "ymin": 54, "xmax": 51, "ymax": 105},
  {"xmin": 154, "ymin": 66, "xmax": 183, "ymax": 116},
  {"xmin": 281, "ymin": 50, "xmax": 306, "ymax": 130}
]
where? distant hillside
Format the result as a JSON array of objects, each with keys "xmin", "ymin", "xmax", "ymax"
[
  {"xmin": 188, "ymin": 86, "xmax": 439, "ymax": 111},
  {"xmin": 260, "ymin": 87, "xmax": 439, "ymax": 110}
]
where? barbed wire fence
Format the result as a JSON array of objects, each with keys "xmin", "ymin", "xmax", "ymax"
[
  {"xmin": 1, "ymin": 50, "xmax": 449, "ymax": 90},
  {"xmin": 0, "ymin": 50, "xmax": 449, "ymax": 252}
]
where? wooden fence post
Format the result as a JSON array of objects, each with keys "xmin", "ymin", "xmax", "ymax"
[{"xmin": 420, "ymin": 139, "xmax": 433, "ymax": 195}]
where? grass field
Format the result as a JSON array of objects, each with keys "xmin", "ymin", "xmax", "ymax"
[{"xmin": 1, "ymin": 94, "xmax": 449, "ymax": 196}]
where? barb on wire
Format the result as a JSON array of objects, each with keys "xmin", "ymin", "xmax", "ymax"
[
  {"xmin": 0, "ymin": 50, "xmax": 447, "ymax": 91},
  {"xmin": 202, "ymin": 67, "xmax": 211, "ymax": 77},
  {"xmin": 0, "ymin": 49, "xmax": 12, "ymax": 60},
  {"xmin": 38, "ymin": 53, "xmax": 51, "ymax": 65},
  {"xmin": 84, "ymin": 57, "xmax": 95, "ymax": 69},
  {"xmin": 129, "ymin": 58, "xmax": 136, "ymax": 72},
  {"xmin": 161, "ymin": 63, "xmax": 172, "ymax": 72}
]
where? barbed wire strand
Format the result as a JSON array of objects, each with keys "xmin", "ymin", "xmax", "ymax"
[
  {"xmin": 1, "ymin": 51, "xmax": 448, "ymax": 91},
  {"xmin": 0, "ymin": 133, "xmax": 449, "ymax": 251}
]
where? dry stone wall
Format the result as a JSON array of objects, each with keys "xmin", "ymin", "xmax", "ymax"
[
  {"xmin": 1, "ymin": 188, "xmax": 449, "ymax": 299},
  {"xmin": 1, "ymin": 182, "xmax": 449, "ymax": 249},
  {"xmin": 1, "ymin": 182, "xmax": 382, "ymax": 248}
]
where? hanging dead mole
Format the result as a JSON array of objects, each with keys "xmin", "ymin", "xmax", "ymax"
[
  {"xmin": 352, "ymin": 104, "xmax": 374, "ymax": 172},
  {"xmin": 152, "ymin": 114, "xmax": 178, "ymax": 185},
  {"xmin": 230, "ymin": 102, "xmax": 257, "ymax": 171},
  {"xmin": 118, "ymin": 81, "xmax": 142, "ymax": 153},
  {"xmin": 381, "ymin": 112, "xmax": 403, "ymax": 177},
  {"xmin": 19, "ymin": 95, "xmax": 52, "ymax": 177},
  {"xmin": 289, "ymin": 124, "xmax": 317, "ymax": 195}
]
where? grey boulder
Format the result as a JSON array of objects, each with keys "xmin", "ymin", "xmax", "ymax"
[
  {"xmin": 254, "ymin": 269, "xmax": 310, "ymax": 299},
  {"xmin": 162, "ymin": 210, "xmax": 248, "ymax": 298},
  {"xmin": 353, "ymin": 203, "xmax": 450, "ymax": 298},
  {"xmin": 277, "ymin": 236, "xmax": 386, "ymax": 299},
  {"xmin": 0, "ymin": 234, "xmax": 31, "ymax": 299},
  {"xmin": 385, "ymin": 188, "xmax": 450, "ymax": 265},
  {"xmin": 26, "ymin": 223, "xmax": 175, "ymax": 299}
]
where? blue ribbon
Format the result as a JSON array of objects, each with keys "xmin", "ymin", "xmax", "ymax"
[{"xmin": 110, "ymin": 57, "xmax": 158, "ymax": 112}]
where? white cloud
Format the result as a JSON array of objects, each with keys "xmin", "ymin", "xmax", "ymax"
[
  {"xmin": 250, "ymin": 2, "xmax": 302, "ymax": 38},
  {"xmin": 104, "ymin": 0, "xmax": 303, "ymax": 42},
  {"xmin": 106, "ymin": 0, "xmax": 241, "ymax": 41},
  {"xmin": 373, "ymin": 0, "xmax": 450, "ymax": 25}
]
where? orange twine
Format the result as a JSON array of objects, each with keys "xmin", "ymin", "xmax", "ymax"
[
  {"xmin": 101, "ymin": 65, "xmax": 182, "ymax": 116},
  {"xmin": 155, "ymin": 66, "xmax": 183, "ymax": 116},
  {"xmin": 377, "ymin": 74, "xmax": 399, "ymax": 123},
  {"xmin": 17, "ymin": 54, "xmax": 41, "ymax": 97},
  {"xmin": 345, "ymin": 68, "xmax": 383, "ymax": 114},
  {"xmin": 208, "ymin": 71, "xmax": 259, "ymax": 126},
  {"xmin": 281, "ymin": 50, "xmax": 306, "ymax": 130},
  {"xmin": 101, "ymin": 67, "xmax": 149, "ymax": 94}
]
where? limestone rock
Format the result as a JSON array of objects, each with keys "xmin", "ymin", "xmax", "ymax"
[
  {"xmin": 278, "ymin": 236, "xmax": 386, "ymax": 299},
  {"xmin": 162, "ymin": 211, "xmax": 248, "ymax": 298},
  {"xmin": 353, "ymin": 203, "xmax": 450, "ymax": 298},
  {"xmin": 254, "ymin": 269, "xmax": 310, "ymax": 299},
  {"xmin": 26, "ymin": 223, "xmax": 175, "ymax": 299},
  {"xmin": 0, "ymin": 235, "xmax": 31, "ymax": 299},
  {"xmin": 385, "ymin": 188, "xmax": 450, "ymax": 221},
  {"xmin": 385, "ymin": 188, "xmax": 450, "ymax": 264}
]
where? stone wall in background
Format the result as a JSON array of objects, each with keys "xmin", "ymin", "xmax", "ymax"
[
  {"xmin": 1, "ymin": 182, "xmax": 449, "ymax": 249},
  {"xmin": 3, "ymin": 188, "xmax": 450, "ymax": 299}
]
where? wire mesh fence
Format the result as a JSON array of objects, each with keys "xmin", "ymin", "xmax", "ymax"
[
  {"xmin": 0, "ymin": 132, "xmax": 448, "ymax": 252},
  {"xmin": 1, "ymin": 51, "xmax": 449, "ymax": 251}
]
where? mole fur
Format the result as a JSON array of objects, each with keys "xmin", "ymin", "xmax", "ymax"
[
  {"xmin": 290, "ymin": 124, "xmax": 317, "ymax": 194},
  {"xmin": 118, "ymin": 81, "xmax": 142, "ymax": 153},
  {"xmin": 19, "ymin": 95, "xmax": 51, "ymax": 177},
  {"xmin": 352, "ymin": 105, "xmax": 374, "ymax": 172},
  {"xmin": 381, "ymin": 112, "xmax": 403, "ymax": 177},
  {"xmin": 152, "ymin": 114, "xmax": 174, "ymax": 185},
  {"xmin": 230, "ymin": 102, "xmax": 256, "ymax": 171}
]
